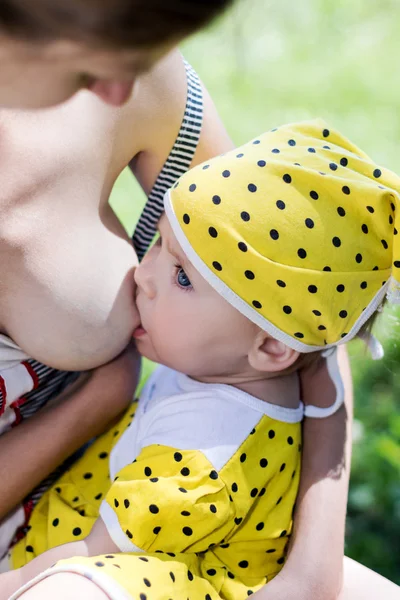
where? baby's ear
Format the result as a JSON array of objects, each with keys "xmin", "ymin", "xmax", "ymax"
[{"xmin": 248, "ymin": 332, "xmax": 299, "ymax": 373}]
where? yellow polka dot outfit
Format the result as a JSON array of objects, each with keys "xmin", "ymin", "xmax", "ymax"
[
  {"xmin": 10, "ymin": 365, "xmax": 303, "ymax": 599},
  {"xmin": 165, "ymin": 119, "xmax": 400, "ymax": 352},
  {"xmin": 9, "ymin": 118, "xmax": 399, "ymax": 600}
]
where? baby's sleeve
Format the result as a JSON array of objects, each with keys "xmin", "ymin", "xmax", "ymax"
[{"xmin": 100, "ymin": 444, "xmax": 234, "ymax": 554}]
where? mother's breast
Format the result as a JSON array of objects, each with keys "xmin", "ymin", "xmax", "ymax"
[{"xmin": 0, "ymin": 198, "xmax": 140, "ymax": 371}]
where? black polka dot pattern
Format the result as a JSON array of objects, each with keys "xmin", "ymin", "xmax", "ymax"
[{"xmin": 166, "ymin": 120, "xmax": 397, "ymax": 356}]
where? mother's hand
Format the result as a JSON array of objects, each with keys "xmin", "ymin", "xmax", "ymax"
[{"xmin": 0, "ymin": 342, "xmax": 140, "ymax": 520}]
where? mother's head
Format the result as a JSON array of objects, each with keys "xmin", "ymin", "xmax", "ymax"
[{"xmin": 0, "ymin": 0, "xmax": 233, "ymax": 108}]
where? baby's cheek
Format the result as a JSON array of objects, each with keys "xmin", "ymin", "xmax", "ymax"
[{"xmin": 131, "ymin": 302, "xmax": 141, "ymax": 331}]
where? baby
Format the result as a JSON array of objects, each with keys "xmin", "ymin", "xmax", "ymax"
[{"xmin": 1, "ymin": 119, "xmax": 398, "ymax": 600}]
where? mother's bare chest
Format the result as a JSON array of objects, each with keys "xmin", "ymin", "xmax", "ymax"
[{"xmin": 0, "ymin": 98, "xmax": 140, "ymax": 371}]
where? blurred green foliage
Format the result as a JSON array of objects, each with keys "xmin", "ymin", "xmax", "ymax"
[{"xmin": 110, "ymin": 0, "xmax": 400, "ymax": 583}]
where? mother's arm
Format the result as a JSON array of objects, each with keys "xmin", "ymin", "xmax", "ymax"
[
  {"xmin": 253, "ymin": 346, "xmax": 352, "ymax": 600},
  {"xmin": 0, "ymin": 344, "xmax": 139, "ymax": 520},
  {"xmin": 123, "ymin": 54, "xmax": 353, "ymax": 598},
  {"xmin": 120, "ymin": 49, "xmax": 234, "ymax": 195},
  {"xmin": 285, "ymin": 347, "xmax": 352, "ymax": 599},
  {"xmin": 0, "ymin": 50, "xmax": 232, "ymax": 522}
]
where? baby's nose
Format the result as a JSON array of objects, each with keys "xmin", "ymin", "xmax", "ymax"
[{"xmin": 134, "ymin": 262, "xmax": 156, "ymax": 299}]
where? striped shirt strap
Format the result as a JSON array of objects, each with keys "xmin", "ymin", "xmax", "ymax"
[{"xmin": 132, "ymin": 60, "xmax": 204, "ymax": 261}]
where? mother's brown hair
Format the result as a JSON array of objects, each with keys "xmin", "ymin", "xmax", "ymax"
[{"xmin": 0, "ymin": 0, "xmax": 234, "ymax": 48}]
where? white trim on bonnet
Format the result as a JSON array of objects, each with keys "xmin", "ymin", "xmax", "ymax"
[{"xmin": 164, "ymin": 189, "xmax": 389, "ymax": 354}]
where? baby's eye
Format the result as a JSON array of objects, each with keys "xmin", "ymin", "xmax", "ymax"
[{"xmin": 176, "ymin": 267, "xmax": 192, "ymax": 288}]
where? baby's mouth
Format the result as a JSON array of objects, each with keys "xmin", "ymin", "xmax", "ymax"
[{"xmin": 133, "ymin": 324, "xmax": 147, "ymax": 339}]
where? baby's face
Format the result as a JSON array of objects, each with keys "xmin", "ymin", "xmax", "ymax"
[{"xmin": 133, "ymin": 214, "xmax": 259, "ymax": 380}]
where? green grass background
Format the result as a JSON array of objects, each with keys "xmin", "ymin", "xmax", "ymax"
[{"xmin": 110, "ymin": 0, "xmax": 400, "ymax": 583}]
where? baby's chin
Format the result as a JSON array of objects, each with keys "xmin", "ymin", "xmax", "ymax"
[{"xmin": 131, "ymin": 332, "xmax": 221, "ymax": 377}]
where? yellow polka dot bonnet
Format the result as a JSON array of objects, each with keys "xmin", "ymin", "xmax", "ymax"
[{"xmin": 164, "ymin": 119, "xmax": 400, "ymax": 353}]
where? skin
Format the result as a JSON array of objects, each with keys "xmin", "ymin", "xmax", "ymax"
[
  {"xmin": 0, "ymin": 343, "xmax": 140, "ymax": 520},
  {"xmin": 133, "ymin": 214, "xmax": 301, "ymax": 403},
  {"xmin": 0, "ymin": 49, "xmax": 232, "ymax": 372},
  {"xmin": 0, "ymin": 35, "xmax": 173, "ymax": 109},
  {"xmin": 6, "ymin": 563, "xmax": 400, "ymax": 600},
  {"xmin": 0, "ymin": 28, "xmax": 395, "ymax": 600},
  {"xmin": 0, "ymin": 214, "xmax": 306, "ymax": 597},
  {"xmin": 0, "ymin": 47, "xmax": 232, "ymax": 517},
  {"xmin": 1, "ymin": 217, "xmax": 399, "ymax": 600},
  {"xmin": 258, "ymin": 349, "xmax": 353, "ymax": 600}
]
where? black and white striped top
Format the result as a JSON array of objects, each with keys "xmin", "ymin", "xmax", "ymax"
[{"xmin": 133, "ymin": 60, "xmax": 203, "ymax": 260}]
